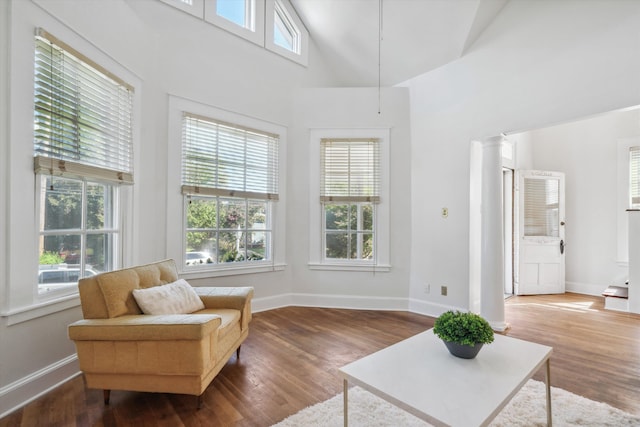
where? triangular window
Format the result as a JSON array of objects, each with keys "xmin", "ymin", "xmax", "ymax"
[{"xmin": 273, "ymin": 0, "xmax": 299, "ymax": 53}]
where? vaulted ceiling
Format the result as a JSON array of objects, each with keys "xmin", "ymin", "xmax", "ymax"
[{"xmin": 291, "ymin": 0, "xmax": 509, "ymax": 86}]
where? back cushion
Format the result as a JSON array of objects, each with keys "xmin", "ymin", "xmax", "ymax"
[{"xmin": 97, "ymin": 269, "xmax": 142, "ymax": 318}]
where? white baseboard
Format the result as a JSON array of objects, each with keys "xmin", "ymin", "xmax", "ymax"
[
  {"xmin": 252, "ymin": 293, "xmax": 295, "ymax": 312},
  {"xmin": 408, "ymin": 298, "xmax": 463, "ymax": 318},
  {"xmin": 290, "ymin": 293, "xmax": 409, "ymax": 311},
  {"xmin": 0, "ymin": 354, "xmax": 80, "ymax": 419},
  {"xmin": 565, "ymin": 281, "xmax": 607, "ymax": 297},
  {"xmin": 253, "ymin": 293, "xmax": 463, "ymax": 316},
  {"xmin": 254, "ymin": 293, "xmax": 419, "ymax": 312}
]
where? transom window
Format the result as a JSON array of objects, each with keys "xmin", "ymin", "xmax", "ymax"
[
  {"xmin": 160, "ymin": 0, "xmax": 308, "ymax": 65},
  {"xmin": 33, "ymin": 29, "xmax": 132, "ymax": 294},
  {"xmin": 273, "ymin": 0, "xmax": 299, "ymax": 53},
  {"xmin": 216, "ymin": 0, "xmax": 255, "ymax": 30},
  {"xmin": 181, "ymin": 113, "xmax": 279, "ymax": 268}
]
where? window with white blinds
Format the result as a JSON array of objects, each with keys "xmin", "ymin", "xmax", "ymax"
[
  {"xmin": 33, "ymin": 29, "xmax": 134, "ymax": 184},
  {"xmin": 320, "ymin": 138, "xmax": 380, "ymax": 203},
  {"xmin": 181, "ymin": 113, "xmax": 279, "ymax": 200},
  {"xmin": 523, "ymin": 178, "xmax": 560, "ymax": 237},
  {"xmin": 630, "ymin": 146, "xmax": 640, "ymax": 208}
]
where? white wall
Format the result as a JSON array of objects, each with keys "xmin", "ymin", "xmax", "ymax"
[
  {"xmin": 405, "ymin": 0, "xmax": 640, "ymax": 313},
  {"xmin": 0, "ymin": 0, "xmax": 335, "ymax": 416},
  {"xmin": 517, "ymin": 108, "xmax": 640, "ymax": 294},
  {"xmin": 288, "ymin": 87, "xmax": 412, "ymax": 309}
]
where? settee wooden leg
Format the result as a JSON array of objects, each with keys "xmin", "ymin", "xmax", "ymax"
[
  {"xmin": 103, "ymin": 390, "xmax": 111, "ymax": 405},
  {"xmin": 197, "ymin": 394, "xmax": 204, "ymax": 409},
  {"xmin": 236, "ymin": 345, "xmax": 241, "ymax": 360}
]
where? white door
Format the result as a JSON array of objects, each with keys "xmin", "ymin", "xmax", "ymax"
[{"xmin": 515, "ymin": 170, "xmax": 565, "ymax": 295}]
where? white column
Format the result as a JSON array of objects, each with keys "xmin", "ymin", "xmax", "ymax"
[{"xmin": 480, "ymin": 136, "xmax": 507, "ymax": 331}]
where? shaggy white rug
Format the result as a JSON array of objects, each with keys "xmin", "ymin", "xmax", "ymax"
[{"xmin": 273, "ymin": 380, "xmax": 640, "ymax": 426}]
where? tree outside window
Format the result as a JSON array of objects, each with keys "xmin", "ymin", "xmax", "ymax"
[
  {"xmin": 38, "ymin": 176, "xmax": 115, "ymax": 293},
  {"xmin": 324, "ymin": 203, "xmax": 374, "ymax": 260},
  {"xmin": 186, "ymin": 196, "xmax": 270, "ymax": 265}
]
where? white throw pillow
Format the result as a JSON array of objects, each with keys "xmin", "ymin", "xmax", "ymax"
[{"xmin": 132, "ymin": 279, "xmax": 205, "ymax": 315}]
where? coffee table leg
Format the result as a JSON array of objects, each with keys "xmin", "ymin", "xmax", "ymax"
[
  {"xmin": 545, "ymin": 358, "xmax": 552, "ymax": 426},
  {"xmin": 343, "ymin": 379, "xmax": 348, "ymax": 427}
]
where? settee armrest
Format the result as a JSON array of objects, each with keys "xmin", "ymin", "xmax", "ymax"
[
  {"xmin": 194, "ymin": 287, "xmax": 253, "ymax": 330},
  {"xmin": 68, "ymin": 314, "xmax": 222, "ymax": 341}
]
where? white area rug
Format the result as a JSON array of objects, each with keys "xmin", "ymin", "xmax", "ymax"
[{"xmin": 273, "ymin": 380, "xmax": 640, "ymax": 426}]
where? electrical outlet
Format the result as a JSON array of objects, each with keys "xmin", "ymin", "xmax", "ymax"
[
  {"xmin": 441, "ymin": 207, "xmax": 448, "ymax": 218},
  {"xmin": 441, "ymin": 286, "xmax": 447, "ymax": 296},
  {"xmin": 424, "ymin": 284, "xmax": 430, "ymax": 294}
]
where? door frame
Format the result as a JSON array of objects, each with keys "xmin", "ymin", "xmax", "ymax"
[
  {"xmin": 503, "ymin": 168, "xmax": 514, "ymax": 296},
  {"xmin": 514, "ymin": 170, "xmax": 566, "ymax": 295}
]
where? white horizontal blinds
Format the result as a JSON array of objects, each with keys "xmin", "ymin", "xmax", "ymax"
[
  {"xmin": 630, "ymin": 146, "xmax": 640, "ymax": 207},
  {"xmin": 33, "ymin": 29, "xmax": 133, "ymax": 184},
  {"xmin": 523, "ymin": 177, "xmax": 560, "ymax": 237},
  {"xmin": 320, "ymin": 138, "xmax": 380, "ymax": 203},
  {"xmin": 181, "ymin": 113, "xmax": 279, "ymax": 200}
]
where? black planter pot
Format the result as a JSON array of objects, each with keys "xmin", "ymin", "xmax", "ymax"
[{"xmin": 443, "ymin": 340, "xmax": 484, "ymax": 359}]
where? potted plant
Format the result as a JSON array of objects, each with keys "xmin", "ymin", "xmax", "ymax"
[{"xmin": 433, "ymin": 310, "xmax": 495, "ymax": 359}]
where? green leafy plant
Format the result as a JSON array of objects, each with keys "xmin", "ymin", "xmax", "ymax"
[
  {"xmin": 39, "ymin": 251, "xmax": 64, "ymax": 265},
  {"xmin": 433, "ymin": 310, "xmax": 495, "ymax": 347}
]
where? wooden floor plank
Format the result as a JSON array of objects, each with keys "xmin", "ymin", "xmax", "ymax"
[{"xmin": 1, "ymin": 293, "xmax": 639, "ymax": 426}]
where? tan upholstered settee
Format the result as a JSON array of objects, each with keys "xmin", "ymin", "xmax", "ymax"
[{"xmin": 67, "ymin": 259, "xmax": 253, "ymax": 406}]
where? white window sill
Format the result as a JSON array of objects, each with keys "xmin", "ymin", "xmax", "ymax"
[
  {"xmin": 180, "ymin": 262, "xmax": 286, "ymax": 279},
  {"xmin": 307, "ymin": 262, "xmax": 391, "ymax": 272},
  {"xmin": 1, "ymin": 293, "xmax": 80, "ymax": 326}
]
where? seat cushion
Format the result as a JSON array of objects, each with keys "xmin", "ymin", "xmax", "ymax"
[{"xmin": 197, "ymin": 308, "xmax": 240, "ymax": 339}]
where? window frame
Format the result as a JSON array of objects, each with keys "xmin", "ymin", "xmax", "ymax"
[
  {"xmin": 167, "ymin": 96, "xmax": 287, "ymax": 278},
  {"xmin": 32, "ymin": 28, "xmax": 134, "ymax": 299},
  {"xmin": 630, "ymin": 146, "xmax": 640, "ymax": 209},
  {"xmin": 184, "ymin": 195, "xmax": 273, "ymax": 268},
  {"xmin": 308, "ymin": 128, "xmax": 390, "ymax": 272},
  {"xmin": 322, "ymin": 202, "xmax": 376, "ymax": 263},
  {"xmin": 159, "ymin": 0, "xmax": 206, "ymax": 19},
  {"xmin": 616, "ymin": 137, "xmax": 640, "ymax": 265},
  {"xmin": 265, "ymin": 0, "xmax": 308, "ymax": 66},
  {"xmin": 205, "ymin": 0, "xmax": 265, "ymax": 47},
  {"xmin": 36, "ymin": 175, "xmax": 120, "ymax": 296},
  {"xmin": 1, "ymin": 15, "xmax": 139, "ymax": 323},
  {"xmin": 158, "ymin": 0, "xmax": 307, "ymax": 66}
]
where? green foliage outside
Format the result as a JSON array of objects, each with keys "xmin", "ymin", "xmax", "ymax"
[
  {"xmin": 433, "ymin": 310, "xmax": 495, "ymax": 347},
  {"xmin": 39, "ymin": 251, "xmax": 64, "ymax": 265},
  {"xmin": 186, "ymin": 197, "xmax": 267, "ymax": 263},
  {"xmin": 40, "ymin": 177, "xmax": 109, "ymax": 270},
  {"xmin": 324, "ymin": 203, "xmax": 373, "ymax": 259}
]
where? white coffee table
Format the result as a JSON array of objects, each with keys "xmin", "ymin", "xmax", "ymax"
[{"xmin": 339, "ymin": 329, "xmax": 552, "ymax": 426}]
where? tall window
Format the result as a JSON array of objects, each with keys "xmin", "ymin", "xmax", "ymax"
[
  {"xmin": 630, "ymin": 146, "xmax": 640, "ymax": 209},
  {"xmin": 181, "ymin": 114, "xmax": 278, "ymax": 268},
  {"xmin": 320, "ymin": 138, "xmax": 380, "ymax": 262},
  {"xmin": 33, "ymin": 29, "xmax": 133, "ymax": 294}
]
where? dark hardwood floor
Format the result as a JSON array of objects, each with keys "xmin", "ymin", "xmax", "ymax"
[{"xmin": 2, "ymin": 293, "xmax": 640, "ymax": 426}]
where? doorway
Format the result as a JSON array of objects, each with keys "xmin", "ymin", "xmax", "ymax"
[{"xmin": 514, "ymin": 170, "xmax": 566, "ymax": 295}]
